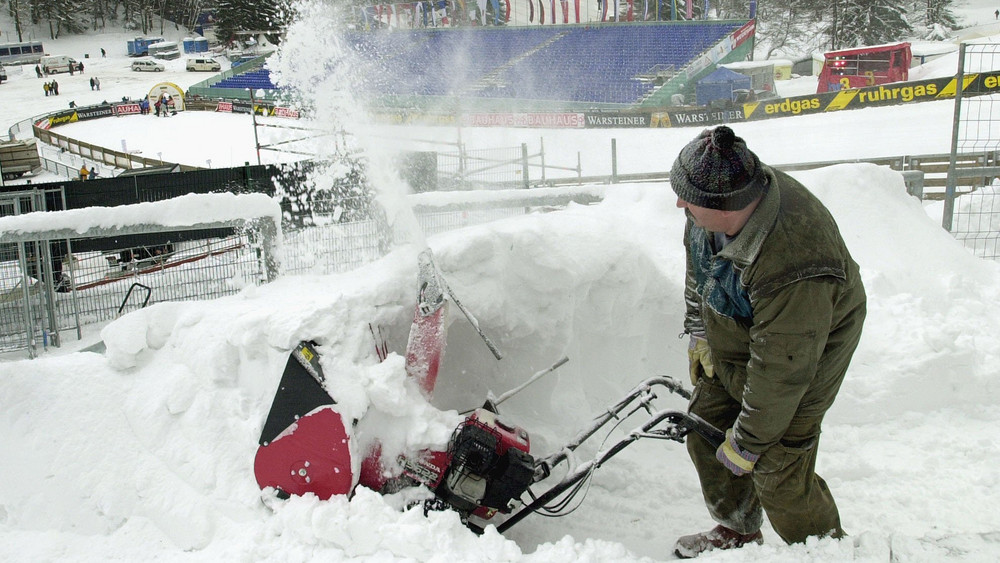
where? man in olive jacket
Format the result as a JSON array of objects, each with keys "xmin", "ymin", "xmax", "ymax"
[{"xmin": 669, "ymin": 126, "xmax": 866, "ymax": 558}]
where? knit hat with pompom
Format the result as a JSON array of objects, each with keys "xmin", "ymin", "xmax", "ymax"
[{"xmin": 670, "ymin": 126, "xmax": 769, "ymax": 211}]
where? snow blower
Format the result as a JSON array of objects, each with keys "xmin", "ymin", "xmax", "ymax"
[{"xmin": 253, "ymin": 248, "xmax": 725, "ymax": 533}]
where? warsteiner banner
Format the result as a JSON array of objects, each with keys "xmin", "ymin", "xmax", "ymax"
[
  {"xmin": 583, "ymin": 113, "xmax": 651, "ymax": 127},
  {"xmin": 653, "ymin": 108, "xmax": 746, "ymax": 127},
  {"xmin": 741, "ymin": 71, "xmax": 1000, "ymax": 121},
  {"xmin": 75, "ymin": 105, "xmax": 115, "ymax": 121}
]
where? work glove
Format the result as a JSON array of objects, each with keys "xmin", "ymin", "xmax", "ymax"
[
  {"xmin": 687, "ymin": 335, "xmax": 714, "ymax": 386},
  {"xmin": 716, "ymin": 429, "xmax": 760, "ymax": 477}
]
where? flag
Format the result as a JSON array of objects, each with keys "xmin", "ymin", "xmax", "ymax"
[
  {"xmin": 434, "ymin": 0, "xmax": 448, "ymax": 25},
  {"xmin": 475, "ymin": 0, "xmax": 487, "ymax": 24},
  {"xmin": 490, "ymin": 0, "xmax": 501, "ymax": 24}
]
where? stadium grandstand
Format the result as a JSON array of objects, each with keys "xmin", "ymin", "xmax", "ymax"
[{"xmin": 190, "ymin": 1, "xmax": 756, "ymax": 113}]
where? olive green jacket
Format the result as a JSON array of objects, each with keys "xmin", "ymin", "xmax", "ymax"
[{"xmin": 683, "ymin": 167, "xmax": 867, "ymax": 454}]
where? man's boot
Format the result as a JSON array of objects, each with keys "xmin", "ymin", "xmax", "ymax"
[{"xmin": 673, "ymin": 524, "xmax": 763, "ymax": 558}]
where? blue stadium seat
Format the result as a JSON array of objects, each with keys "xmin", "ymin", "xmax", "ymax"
[{"xmin": 214, "ymin": 22, "xmax": 743, "ymax": 105}]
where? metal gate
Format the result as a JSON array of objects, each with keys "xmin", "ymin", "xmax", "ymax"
[{"xmin": 0, "ymin": 188, "xmax": 67, "ymax": 355}]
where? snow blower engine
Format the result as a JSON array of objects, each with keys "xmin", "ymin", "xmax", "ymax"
[{"xmin": 393, "ymin": 407, "xmax": 536, "ymax": 522}]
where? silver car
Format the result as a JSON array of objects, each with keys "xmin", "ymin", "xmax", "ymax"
[{"xmin": 131, "ymin": 59, "xmax": 165, "ymax": 72}]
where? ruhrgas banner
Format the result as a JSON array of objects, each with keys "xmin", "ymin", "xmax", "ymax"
[{"xmin": 741, "ymin": 71, "xmax": 1000, "ymax": 121}]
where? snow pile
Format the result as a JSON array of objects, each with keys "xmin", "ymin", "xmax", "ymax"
[{"xmin": 4, "ymin": 163, "xmax": 1000, "ymax": 561}]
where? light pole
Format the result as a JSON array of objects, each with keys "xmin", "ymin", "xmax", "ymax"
[{"xmin": 248, "ymin": 88, "xmax": 262, "ymax": 166}]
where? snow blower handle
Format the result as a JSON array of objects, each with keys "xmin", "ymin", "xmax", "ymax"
[{"xmin": 680, "ymin": 411, "xmax": 726, "ymax": 449}]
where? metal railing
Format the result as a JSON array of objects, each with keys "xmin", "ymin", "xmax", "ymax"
[{"xmin": 33, "ymin": 122, "xmax": 200, "ymax": 173}]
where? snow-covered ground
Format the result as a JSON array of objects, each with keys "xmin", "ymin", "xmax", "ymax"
[{"xmin": 3, "ymin": 1, "xmax": 1000, "ymax": 561}]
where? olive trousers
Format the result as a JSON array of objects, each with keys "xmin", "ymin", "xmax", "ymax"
[{"xmin": 686, "ymin": 376, "xmax": 845, "ymax": 544}]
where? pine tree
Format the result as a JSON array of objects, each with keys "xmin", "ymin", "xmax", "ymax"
[
  {"xmin": 754, "ymin": 0, "xmax": 828, "ymax": 59},
  {"xmin": 831, "ymin": 0, "xmax": 912, "ymax": 49},
  {"xmin": 922, "ymin": 0, "xmax": 958, "ymax": 30},
  {"xmin": 37, "ymin": 0, "xmax": 89, "ymax": 39}
]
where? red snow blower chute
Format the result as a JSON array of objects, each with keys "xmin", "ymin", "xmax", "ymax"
[{"xmin": 253, "ymin": 249, "xmax": 724, "ymax": 532}]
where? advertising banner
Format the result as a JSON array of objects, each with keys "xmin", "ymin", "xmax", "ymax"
[
  {"xmin": 44, "ymin": 110, "xmax": 78, "ymax": 128},
  {"xmin": 75, "ymin": 105, "xmax": 115, "ymax": 121},
  {"xmin": 656, "ymin": 108, "xmax": 746, "ymax": 127},
  {"xmin": 114, "ymin": 103, "xmax": 142, "ymax": 116},
  {"xmin": 741, "ymin": 72, "xmax": 1000, "ymax": 121},
  {"xmin": 232, "ymin": 100, "xmax": 253, "ymax": 114},
  {"xmin": 583, "ymin": 113, "xmax": 651, "ymax": 127},
  {"xmin": 462, "ymin": 112, "xmax": 586, "ymax": 128},
  {"xmin": 273, "ymin": 107, "xmax": 301, "ymax": 119}
]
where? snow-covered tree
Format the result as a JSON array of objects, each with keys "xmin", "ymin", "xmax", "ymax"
[
  {"xmin": 831, "ymin": 0, "xmax": 912, "ymax": 49},
  {"xmin": 213, "ymin": 0, "xmax": 294, "ymax": 46},
  {"xmin": 920, "ymin": 0, "xmax": 958, "ymax": 30},
  {"xmin": 753, "ymin": 0, "xmax": 828, "ymax": 59},
  {"xmin": 32, "ymin": 0, "xmax": 89, "ymax": 38}
]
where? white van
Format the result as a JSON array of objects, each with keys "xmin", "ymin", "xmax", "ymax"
[
  {"xmin": 40, "ymin": 54, "xmax": 79, "ymax": 74},
  {"xmin": 186, "ymin": 57, "xmax": 221, "ymax": 72}
]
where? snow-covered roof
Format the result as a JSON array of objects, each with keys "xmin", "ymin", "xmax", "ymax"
[{"xmin": 0, "ymin": 192, "xmax": 280, "ymax": 243}]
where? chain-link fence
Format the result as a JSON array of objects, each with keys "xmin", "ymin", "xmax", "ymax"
[
  {"xmin": 945, "ymin": 43, "xmax": 1000, "ymax": 260},
  {"xmin": 0, "ymin": 235, "xmax": 267, "ymax": 355},
  {"xmin": 0, "ymin": 189, "xmax": 279, "ymax": 358}
]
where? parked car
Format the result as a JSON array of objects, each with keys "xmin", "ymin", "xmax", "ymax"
[
  {"xmin": 186, "ymin": 57, "xmax": 221, "ymax": 72},
  {"xmin": 131, "ymin": 59, "xmax": 165, "ymax": 72},
  {"xmin": 0, "ymin": 64, "xmax": 7, "ymax": 83}
]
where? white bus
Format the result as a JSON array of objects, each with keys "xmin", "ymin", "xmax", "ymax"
[{"xmin": 0, "ymin": 41, "xmax": 45, "ymax": 64}]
